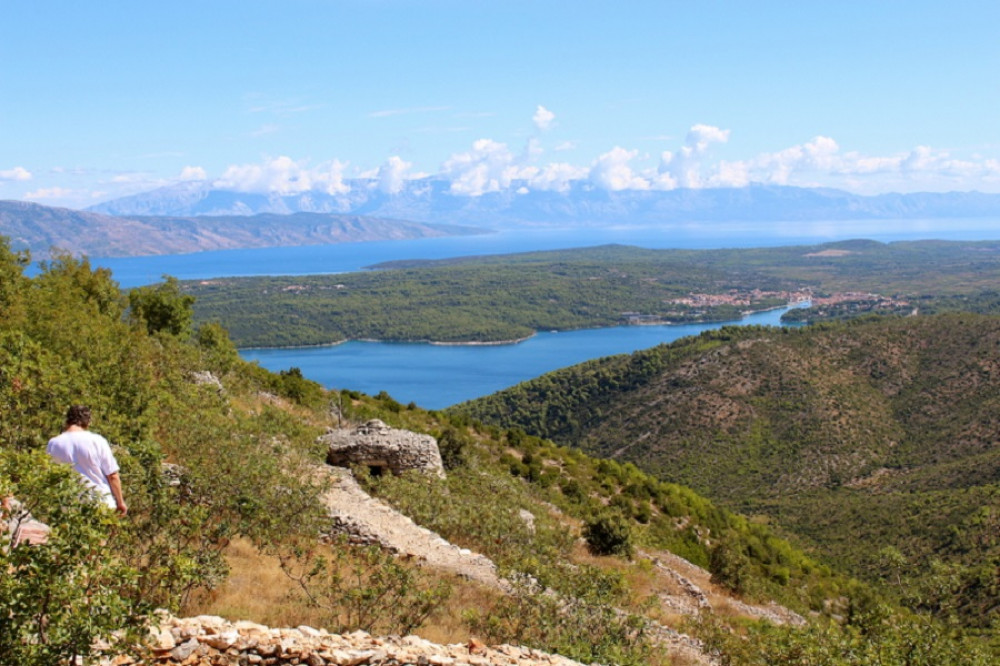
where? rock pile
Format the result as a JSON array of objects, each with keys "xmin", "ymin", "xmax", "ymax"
[
  {"xmin": 322, "ymin": 420, "xmax": 445, "ymax": 478},
  {"xmin": 107, "ymin": 614, "xmax": 587, "ymax": 666}
]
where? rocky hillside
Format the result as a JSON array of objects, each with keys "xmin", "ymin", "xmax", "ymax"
[{"xmin": 0, "ymin": 200, "xmax": 480, "ymax": 259}]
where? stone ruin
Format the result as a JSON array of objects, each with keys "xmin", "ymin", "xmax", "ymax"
[{"xmin": 320, "ymin": 419, "xmax": 445, "ymax": 478}]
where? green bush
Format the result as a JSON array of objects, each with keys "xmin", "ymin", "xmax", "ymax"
[
  {"xmin": 0, "ymin": 450, "xmax": 148, "ymax": 666},
  {"xmin": 584, "ymin": 511, "xmax": 635, "ymax": 558}
]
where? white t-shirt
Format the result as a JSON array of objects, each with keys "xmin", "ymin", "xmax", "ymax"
[{"xmin": 46, "ymin": 429, "xmax": 120, "ymax": 508}]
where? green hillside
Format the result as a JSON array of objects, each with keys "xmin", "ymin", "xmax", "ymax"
[
  {"xmin": 3, "ymin": 238, "xmax": 990, "ymax": 663},
  {"xmin": 456, "ymin": 314, "xmax": 1000, "ymax": 636}
]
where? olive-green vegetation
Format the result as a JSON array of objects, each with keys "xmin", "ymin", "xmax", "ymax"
[
  {"xmin": 183, "ymin": 244, "xmax": 799, "ymax": 347},
  {"xmin": 0, "ymin": 240, "xmax": 333, "ymax": 664},
  {"xmin": 456, "ymin": 314, "xmax": 1000, "ymax": 647},
  {"xmin": 186, "ymin": 238, "xmax": 1000, "ymax": 347},
  {"xmin": 2, "ymin": 233, "xmax": 988, "ymax": 663},
  {"xmin": 354, "ymin": 403, "xmax": 988, "ymax": 662}
]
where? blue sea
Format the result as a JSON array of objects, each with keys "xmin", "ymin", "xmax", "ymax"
[
  {"xmin": 90, "ymin": 217, "xmax": 1000, "ymax": 289},
  {"xmin": 78, "ymin": 217, "xmax": 1000, "ymax": 408}
]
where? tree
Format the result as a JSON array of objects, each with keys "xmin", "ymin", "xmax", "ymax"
[{"xmin": 128, "ymin": 276, "xmax": 195, "ymax": 337}]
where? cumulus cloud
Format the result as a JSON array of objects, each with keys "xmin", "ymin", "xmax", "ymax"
[
  {"xmin": 527, "ymin": 162, "xmax": 588, "ymax": 192},
  {"xmin": 687, "ymin": 124, "xmax": 730, "ymax": 151},
  {"xmin": 376, "ymin": 156, "xmax": 412, "ymax": 194},
  {"xmin": 1, "ymin": 166, "xmax": 32, "ymax": 182},
  {"xmin": 179, "ymin": 166, "xmax": 207, "ymax": 181},
  {"xmin": 590, "ymin": 147, "xmax": 650, "ymax": 191},
  {"xmin": 215, "ymin": 156, "xmax": 350, "ymax": 195},
  {"xmin": 659, "ymin": 124, "xmax": 731, "ymax": 188},
  {"xmin": 707, "ymin": 137, "xmax": 996, "ymax": 190},
  {"xmin": 440, "ymin": 139, "xmax": 526, "ymax": 196},
  {"xmin": 533, "ymin": 105, "xmax": 556, "ymax": 131}
]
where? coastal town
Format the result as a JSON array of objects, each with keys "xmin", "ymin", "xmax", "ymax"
[{"xmin": 622, "ymin": 289, "xmax": 913, "ymax": 325}]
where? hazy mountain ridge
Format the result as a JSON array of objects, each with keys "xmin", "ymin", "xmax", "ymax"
[
  {"xmin": 0, "ymin": 200, "xmax": 481, "ymax": 259},
  {"xmin": 88, "ymin": 179, "xmax": 1000, "ymax": 225}
]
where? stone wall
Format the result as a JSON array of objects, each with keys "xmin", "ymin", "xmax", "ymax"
[{"xmin": 106, "ymin": 613, "xmax": 587, "ymax": 666}]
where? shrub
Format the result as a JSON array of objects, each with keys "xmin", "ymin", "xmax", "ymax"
[
  {"xmin": 279, "ymin": 536, "xmax": 451, "ymax": 635},
  {"xmin": 0, "ymin": 450, "xmax": 148, "ymax": 666},
  {"xmin": 437, "ymin": 426, "xmax": 471, "ymax": 470},
  {"xmin": 584, "ymin": 511, "xmax": 635, "ymax": 558}
]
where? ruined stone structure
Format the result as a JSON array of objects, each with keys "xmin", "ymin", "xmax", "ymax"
[{"xmin": 321, "ymin": 420, "xmax": 445, "ymax": 478}]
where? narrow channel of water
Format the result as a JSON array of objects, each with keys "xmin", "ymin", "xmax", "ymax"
[{"xmin": 242, "ymin": 305, "xmax": 803, "ymax": 410}]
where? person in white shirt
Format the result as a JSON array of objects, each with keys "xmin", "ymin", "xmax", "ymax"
[{"xmin": 46, "ymin": 405, "xmax": 127, "ymax": 516}]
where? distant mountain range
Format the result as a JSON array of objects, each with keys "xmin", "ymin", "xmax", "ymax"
[
  {"xmin": 87, "ymin": 179, "xmax": 1000, "ymax": 226},
  {"xmin": 0, "ymin": 200, "xmax": 481, "ymax": 259}
]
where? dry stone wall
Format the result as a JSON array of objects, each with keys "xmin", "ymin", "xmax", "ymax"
[{"xmin": 102, "ymin": 614, "xmax": 588, "ymax": 666}]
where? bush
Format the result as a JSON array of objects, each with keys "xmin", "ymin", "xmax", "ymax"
[
  {"xmin": 464, "ymin": 565, "xmax": 652, "ymax": 666},
  {"xmin": 279, "ymin": 536, "xmax": 451, "ymax": 635},
  {"xmin": 0, "ymin": 450, "xmax": 148, "ymax": 666},
  {"xmin": 437, "ymin": 427, "xmax": 471, "ymax": 470},
  {"xmin": 584, "ymin": 512, "xmax": 634, "ymax": 558}
]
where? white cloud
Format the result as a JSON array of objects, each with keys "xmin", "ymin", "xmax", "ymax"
[
  {"xmin": 527, "ymin": 162, "xmax": 588, "ymax": 192},
  {"xmin": 440, "ymin": 139, "xmax": 526, "ymax": 196},
  {"xmin": 740, "ymin": 136, "xmax": 842, "ymax": 184},
  {"xmin": 707, "ymin": 136, "xmax": 994, "ymax": 190},
  {"xmin": 533, "ymin": 105, "xmax": 556, "ymax": 131},
  {"xmin": 179, "ymin": 166, "xmax": 207, "ymax": 181},
  {"xmin": 659, "ymin": 124, "xmax": 731, "ymax": 188},
  {"xmin": 554, "ymin": 140, "xmax": 578, "ymax": 152},
  {"xmin": 590, "ymin": 147, "xmax": 650, "ymax": 191},
  {"xmin": 376, "ymin": 156, "xmax": 412, "ymax": 194},
  {"xmin": 215, "ymin": 156, "xmax": 350, "ymax": 195},
  {"xmin": 687, "ymin": 124, "xmax": 730, "ymax": 151},
  {"xmin": 0, "ymin": 166, "xmax": 32, "ymax": 182}
]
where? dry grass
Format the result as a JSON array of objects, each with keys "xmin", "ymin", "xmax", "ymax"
[{"xmin": 184, "ymin": 538, "xmax": 502, "ymax": 643}]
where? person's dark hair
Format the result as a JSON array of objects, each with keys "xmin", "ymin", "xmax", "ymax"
[{"xmin": 65, "ymin": 405, "xmax": 92, "ymax": 428}]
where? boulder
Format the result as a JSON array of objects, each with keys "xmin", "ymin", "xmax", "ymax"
[{"xmin": 321, "ymin": 420, "xmax": 445, "ymax": 478}]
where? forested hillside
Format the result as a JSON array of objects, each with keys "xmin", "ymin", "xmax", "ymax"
[
  {"xmin": 456, "ymin": 314, "xmax": 1000, "ymax": 638},
  {"xmin": 2, "ymin": 237, "xmax": 992, "ymax": 664},
  {"xmin": 186, "ymin": 239, "xmax": 1000, "ymax": 348}
]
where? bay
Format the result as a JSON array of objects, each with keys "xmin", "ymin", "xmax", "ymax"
[
  {"xmin": 241, "ymin": 305, "xmax": 803, "ymax": 410},
  {"xmin": 81, "ymin": 216, "xmax": 998, "ymax": 409}
]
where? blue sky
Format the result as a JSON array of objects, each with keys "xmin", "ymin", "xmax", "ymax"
[{"xmin": 2, "ymin": 0, "xmax": 999, "ymax": 208}]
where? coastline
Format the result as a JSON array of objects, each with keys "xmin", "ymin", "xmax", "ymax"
[
  {"xmin": 239, "ymin": 333, "xmax": 536, "ymax": 351},
  {"xmin": 429, "ymin": 334, "xmax": 536, "ymax": 346},
  {"xmin": 238, "ymin": 302, "xmax": 810, "ymax": 351}
]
